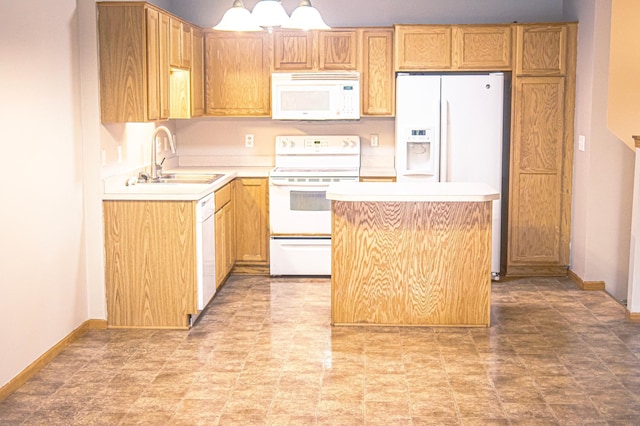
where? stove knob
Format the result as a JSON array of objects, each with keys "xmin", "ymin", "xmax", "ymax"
[
  {"xmin": 289, "ymin": 140, "xmax": 296, "ymax": 148},
  {"xmin": 281, "ymin": 140, "xmax": 288, "ymax": 148},
  {"xmin": 343, "ymin": 140, "xmax": 350, "ymax": 148}
]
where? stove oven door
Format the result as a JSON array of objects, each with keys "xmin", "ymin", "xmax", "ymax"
[{"xmin": 269, "ymin": 178, "xmax": 333, "ymax": 235}]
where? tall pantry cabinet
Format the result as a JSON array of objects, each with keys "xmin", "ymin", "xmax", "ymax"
[{"xmin": 506, "ymin": 23, "xmax": 577, "ymax": 276}]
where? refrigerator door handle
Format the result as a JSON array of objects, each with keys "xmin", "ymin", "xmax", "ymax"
[{"xmin": 441, "ymin": 99, "xmax": 450, "ymax": 182}]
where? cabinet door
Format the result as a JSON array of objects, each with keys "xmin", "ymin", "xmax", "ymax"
[
  {"xmin": 98, "ymin": 4, "xmax": 146, "ymax": 122},
  {"xmin": 507, "ymin": 77, "xmax": 568, "ymax": 274},
  {"xmin": 273, "ymin": 30, "xmax": 314, "ymax": 70},
  {"xmin": 204, "ymin": 31, "xmax": 271, "ymax": 116},
  {"xmin": 452, "ymin": 25, "xmax": 512, "ymax": 70},
  {"xmin": 516, "ymin": 24, "xmax": 567, "ymax": 76},
  {"xmin": 146, "ymin": 9, "xmax": 161, "ymax": 121},
  {"xmin": 159, "ymin": 13, "xmax": 171, "ymax": 119},
  {"xmin": 234, "ymin": 178, "xmax": 269, "ymax": 264},
  {"xmin": 215, "ymin": 208, "xmax": 226, "ymax": 288},
  {"xmin": 318, "ymin": 30, "xmax": 358, "ymax": 70},
  {"xmin": 394, "ymin": 25, "xmax": 452, "ymax": 70},
  {"xmin": 361, "ymin": 28, "xmax": 394, "ymax": 116},
  {"xmin": 191, "ymin": 27, "xmax": 204, "ymax": 117},
  {"xmin": 103, "ymin": 200, "xmax": 197, "ymax": 328}
]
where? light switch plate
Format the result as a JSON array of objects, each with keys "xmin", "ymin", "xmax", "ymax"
[
  {"xmin": 578, "ymin": 135, "xmax": 586, "ymax": 152},
  {"xmin": 371, "ymin": 134, "xmax": 379, "ymax": 147}
]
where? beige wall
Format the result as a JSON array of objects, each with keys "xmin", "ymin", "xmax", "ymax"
[
  {"xmin": 565, "ymin": 0, "xmax": 635, "ymax": 301},
  {"xmin": 0, "ymin": 0, "xmax": 89, "ymax": 387},
  {"xmin": 608, "ymin": 0, "xmax": 640, "ymax": 147}
]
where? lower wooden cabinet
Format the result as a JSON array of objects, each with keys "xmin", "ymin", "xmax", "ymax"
[
  {"xmin": 103, "ymin": 200, "xmax": 197, "ymax": 329},
  {"xmin": 214, "ymin": 183, "xmax": 235, "ymax": 288},
  {"xmin": 233, "ymin": 177, "xmax": 270, "ymax": 274}
]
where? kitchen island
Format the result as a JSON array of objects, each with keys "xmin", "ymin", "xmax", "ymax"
[{"xmin": 326, "ymin": 182, "xmax": 499, "ymax": 327}]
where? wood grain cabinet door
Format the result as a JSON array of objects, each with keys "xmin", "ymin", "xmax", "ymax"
[
  {"xmin": 190, "ymin": 27, "xmax": 204, "ymax": 117},
  {"xmin": 234, "ymin": 178, "xmax": 269, "ymax": 264},
  {"xmin": 508, "ymin": 77, "xmax": 568, "ymax": 274},
  {"xmin": 360, "ymin": 28, "xmax": 394, "ymax": 116},
  {"xmin": 394, "ymin": 25, "xmax": 452, "ymax": 71},
  {"xmin": 273, "ymin": 30, "xmax": 315, "ymax": 70},
  {"xmin": 204, "ymin": 31, "xmax": 271, "ymax": 116},
  {"xmin": 516, "ymin": 24, "xmax": 567, "ymax": 76},
  {"xmin": 452, "ymin": 25, "xmax": 512, "ymax": 70},
  {"xmin": 318, "ymin": 30, "xmax": 358, "ymax": 70}
]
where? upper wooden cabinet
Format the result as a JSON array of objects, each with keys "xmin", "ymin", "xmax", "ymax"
[
  {"xmin": 394, "ymin": 24, "xmax": 512, "ymax": 71},
  {"xmin": 516, "ymin": 24, "xmax": 568, "ymax": 76},
  {"xmin": 97, "ymin": 2, "xmax": 203, "ymax": 122},
  {"xmin": 98, "ymin": 3, "xmax": 170, "ymax": 122},
  {"xmin": 273, "ymin": 30, "xmax": 314, "ymax": 70},
  {"xmin": 452, "ymin": 25, "xmax": 512, "ymax": 70},
  {"xmin": 190, "ymin": 27, "xmax": 204, "ymax": 117},
  {"xmin": 170, "ymin": 18, "xmax": 192, "ymax": 69},
  {"xmin": 204, "ymin": 31, "xmax": 271, "ymax": 116},
  {"xmin": 360, "ymin": 28, "xmax": 394, "ymax": 116},
  {"xmin": 318, "ymin": 30, "xmax": 359, "ymax": 70},
  {"xmin": 273, "ymin": 29, "xmax": 358, "ymax": 71},
  {"xmin": 394, "ymin": 25, "xmax": 452, "ymax": 71}
]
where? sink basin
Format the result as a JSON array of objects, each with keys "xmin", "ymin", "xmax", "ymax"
[{"xmin": 143, "ymin": 173, "xmax": 225, "ymax": 185}]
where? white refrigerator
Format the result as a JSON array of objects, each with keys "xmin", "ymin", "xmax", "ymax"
[{"xmin": 395, "ymin": 73, "xmax": 506, "ymax": 277}]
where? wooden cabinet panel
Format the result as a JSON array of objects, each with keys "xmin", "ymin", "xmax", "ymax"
[
  {"xmin": 508, "ymin": 76, "xmax": 568, "ymax": 275},
  {"xmin": 273, "ymin": 30, "xmax": 314, "ymax": 70},
  {"xmin": 191, "ymin": 27, "xmax": 204, "ymax": 117},
  {"xmin": 214, "ymin": 183, "xmax": 235, "ymax": 288},
  {"xmin": 170, "ymin": 18, "xmax": 191, "ymax": 68},
  {"xmin": 394, "ymin": 25, "xmax": 452, "ymax": 71},
  {"xmin": 361, "ymin": 28, "xmax": 394, "ymax": 116},
  {"xmin": 452, "ymin": 25, "xmax": 512, "ymax": 70},
  {"xmin": 103, "ymin": 200, "xmax": 197, "ymax": 329},
  {"xmin": 159, "ymin": 13, "xmax": 171, "ymax": 119},
  {"xmin": 204, "ymin": 31, "xmax": 271, "ymax": 116},
  {"xmin": 234, "ymin": 178, "xmax": 269, "ymax": 268},
  {"xmin": 146, "ymin": 9, "xmax": 162, "ymax": 121},
  {"xmin": 98, "ymin": 4, "xmax": 147, "ymax": 122},
  {"xmin": 516, "ymin": 24, "xmax": 567, "ymax": 76},
  {"xmin": 318, "ymin": 30, "xmax": 358, "ymax": 70}
]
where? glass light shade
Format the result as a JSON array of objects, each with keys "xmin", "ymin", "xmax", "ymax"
[
  {"xmin": 213, "ymin": 0, "xmax": 263, "ymax": 31},
  {"xmin": 282, "ymin": 0, "xmax": 330, "ymax": 30},
  {"xmin": 252, "ymin": 0, "xmax": 289, "ymax": 28}
]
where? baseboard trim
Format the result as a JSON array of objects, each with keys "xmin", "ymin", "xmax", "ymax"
[
  {"xmin": 0, "ymin": 319, "xmax": 107, "ymax": 402},
  {"xmin": 626, "ymin": 309, "xmax": 640, "ymax": 322},
  {"xmin": 568, "ymin": 269, "xmax": 605, "ymax": 291}
]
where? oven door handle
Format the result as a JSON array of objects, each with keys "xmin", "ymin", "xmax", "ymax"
[{"xmin": 269, "ymin": 180, "xmax": 333, "ymax": 188}]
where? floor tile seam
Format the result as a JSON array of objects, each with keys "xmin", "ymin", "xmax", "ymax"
[{"xmin": 435, "ymin": 345, "xmax": 465, "ymax": 424}]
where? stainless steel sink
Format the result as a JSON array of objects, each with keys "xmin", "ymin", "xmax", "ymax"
[{"xmin": 143, "ymin": 173, "xmax": 225, "ymax": 184}]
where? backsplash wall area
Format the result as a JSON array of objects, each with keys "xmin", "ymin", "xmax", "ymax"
[{"xmin": 174, "ymin": 117, "xmax": 396, "ymax": 170}]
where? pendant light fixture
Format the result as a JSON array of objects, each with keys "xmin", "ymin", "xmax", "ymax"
[
  {"xmin": 282, "ymin": 0, "xmax": 330, "ymax": 30},
  {"xmin": 251, "ymin": 0, "xmax": 289, "ymax": 29},
  {"xmin": 213, "ymin": 0, "xmax": 263, "ymax": 31}
]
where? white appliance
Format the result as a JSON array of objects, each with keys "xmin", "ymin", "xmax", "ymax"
[
  {"xmin": 395, "ymin": 73, "xmax": 507, "ymax": 277},
  {"xmin": 271, "ymin": 72, "xmax": 360, "ymax": 120},
  {"xmin": 269, "ymin": 135, "xmax": 361, "ymax": 275},
  {"xmin": 195, "ymin": 193, "xmax": 216, "ymax": 314}
]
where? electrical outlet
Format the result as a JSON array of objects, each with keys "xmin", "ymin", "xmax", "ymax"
[
  {"xmin": 371, "ymin": 134, "xmax": 379, "ymax": 147},
  {"xmin": 245, "ymin": 134, "xmax": 254, "ymax": 148}
]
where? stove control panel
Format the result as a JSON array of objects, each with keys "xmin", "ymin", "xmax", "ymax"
[{"xmin": 275, "ymin": 135, "xmax": 360, "ymax": 155}]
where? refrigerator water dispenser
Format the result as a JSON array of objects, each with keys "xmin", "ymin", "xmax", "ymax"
[{"xmin": 402, "ymin": 127, "xmax": 436, "ymax": 175}]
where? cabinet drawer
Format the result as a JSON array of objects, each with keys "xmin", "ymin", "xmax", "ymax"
[{"xmin": 215, "ymin": 184, "xmax": 231, "ymax": 211}]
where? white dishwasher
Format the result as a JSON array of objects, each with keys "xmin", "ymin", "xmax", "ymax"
[{"xmin": 195, "ymin": 193, "xmax": 216, "ymax": 311}]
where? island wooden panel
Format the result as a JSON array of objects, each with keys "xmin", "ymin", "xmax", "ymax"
[
  {"xmin": 103, "ymin": 200, "xmax": 197, "ymax": 329},
  {"xmin": 331, "ymin": 200, "xmax": 492, "ymax": 326}
]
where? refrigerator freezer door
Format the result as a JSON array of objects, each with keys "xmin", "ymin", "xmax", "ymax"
[
  {"xmin": 395, "ymin": 75, "xmax": 441, "ymax": 182},
  {"xmin": 441, "ymin": 73, "xmax": 504, "ymax": 274}
]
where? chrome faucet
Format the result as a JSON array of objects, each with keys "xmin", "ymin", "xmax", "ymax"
[{"xmin": 150, "ymin": 126, "xmax": 176, "ymax": 180}]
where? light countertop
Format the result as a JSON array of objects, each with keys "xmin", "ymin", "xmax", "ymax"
[
  {"xmin": 102, "ymin": 166, "xmax": 272, "ymax": 201},
  {"xmin": 326, "ymin": 182, "xmax": 500, "ymax": 202}
]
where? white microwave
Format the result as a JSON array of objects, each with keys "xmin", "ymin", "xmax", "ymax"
[{"xmin": 271, "ymin": 72, "xmax": 360, "ymax": 120}]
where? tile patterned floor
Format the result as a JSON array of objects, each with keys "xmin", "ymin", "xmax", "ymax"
[{"xmin": 1, "ymin": 276, "xmax": 640, "ymax": 425}]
